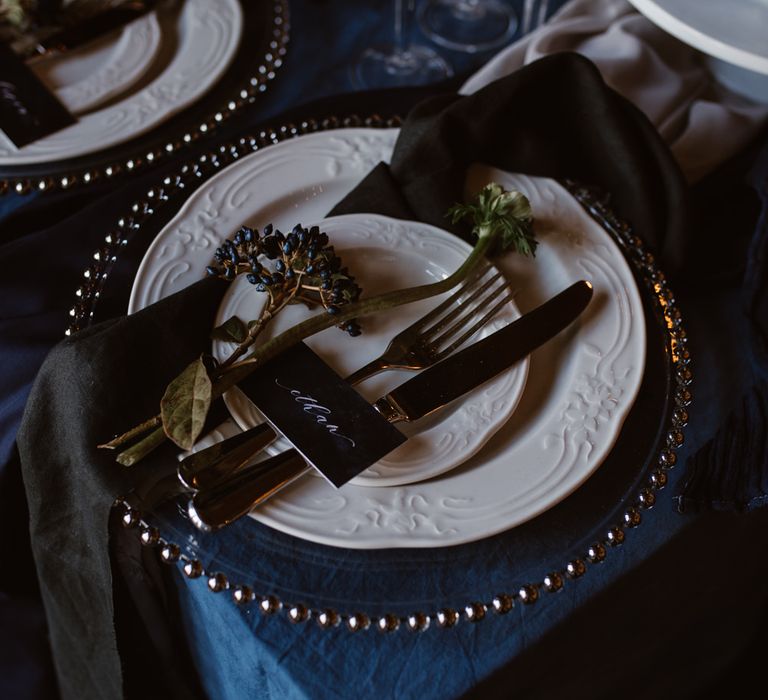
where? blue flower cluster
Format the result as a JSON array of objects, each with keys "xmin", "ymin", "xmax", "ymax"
[{"xmin": 207, "ymin": 223, "xmax": 362, "ymax": 336}]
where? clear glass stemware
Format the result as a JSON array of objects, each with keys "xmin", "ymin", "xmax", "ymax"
[
  {"xmin": 350, "ymin": 0, "xmax": 454, "ymax": 89},
  {"xmin": 418, "ymin": 0, "xmax": 519, "ymax": 53},
  {"xmin": 521, "ymin": 0, "xmax": 550, "ymax": 35}
]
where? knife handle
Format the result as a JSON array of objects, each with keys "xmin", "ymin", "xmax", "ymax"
[
  {"xmin": 187, "ymin": 449, "xmax": 310, "ymax": 531},
  {"xmin": 176, "ymin": 349, "xmax": 381, "ymax": 491},
  {"xmin": 177, "ymin": 422, "xmax": 277, "ymax": 490}
]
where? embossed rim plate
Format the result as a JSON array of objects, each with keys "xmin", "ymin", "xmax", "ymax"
[
  {"xmin": 211, "ymin": 214, "xmax": 528, "ymax": 487},
  {"xmin": 30, "ymin": 11, "xmax": 162, "ymax": 115},
  {"xmin": 0, "ymin": 0, "xmax": 243, "ymax": 164},
  {"xmin": 129, "ymin": 128, "xmax": 646, "ymax": 547}
]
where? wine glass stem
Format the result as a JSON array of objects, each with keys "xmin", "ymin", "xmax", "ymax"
[
  {"xmin": 395, "ymin": 0, "xmax": 416, "ymax": 55},
  {"xmin": 453, "ymin": 0, "xmax": 484, "ymax": 21}
]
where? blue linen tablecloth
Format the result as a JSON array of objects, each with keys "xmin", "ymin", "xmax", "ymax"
[{"xmin": 3, "ymin": 1, "xmax": 768, "ymax": 699}]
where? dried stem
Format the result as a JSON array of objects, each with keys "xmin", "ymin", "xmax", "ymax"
[
  {"xmin": 114, "ymin": 232, "xmax": 494, "ymax": 466},
  {"xmin": 111, "ymin": 184, "xmax": 533, "ymax": 467}
]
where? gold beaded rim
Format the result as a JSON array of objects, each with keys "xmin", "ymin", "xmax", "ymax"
[{"xmin": 71, "ymin": 118, "xmax": 690, "ymax": 632}]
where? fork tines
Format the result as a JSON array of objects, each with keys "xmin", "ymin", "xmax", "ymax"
[{"xmin": 418, "ymin": 268, "xmax": 517, "ymax": 361}]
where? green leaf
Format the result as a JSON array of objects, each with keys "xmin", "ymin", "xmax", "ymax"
[
  {"xmin": 447, "ymin": 202, "xmax": 476, "ymax": 226},
  {"xmin": 499, "ymin": 216, "xmax": 537, "ymax": 257},
  {"xmin": 210, "ymin": 315, "xmax": 248, "ymax": 343},
  {"xmin": 160, "ymin": 356, "xmax": 212, "ymax": 450},
  {"xmin": 448, "ymin": 184, "xmax": 536, "ymax": 256}
]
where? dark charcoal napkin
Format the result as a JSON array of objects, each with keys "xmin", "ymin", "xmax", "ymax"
[
  {"xmin": 330, "ymin": 52, "xmax": 689, "ymax": 273},
  {"xmin": 17, "ymin": 53, "xmax": 691, "ymax": 699},
  {"xmin": 17, "ymin": 277, "xmax": 227, "ymax": 700}
]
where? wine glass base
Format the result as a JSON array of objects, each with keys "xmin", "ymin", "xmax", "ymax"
[
  {"xmin": 419, "ymin": 0, "xmax": 518, "ymax": 53},
  {"xmin": 350, "ymin": 44, "xmax": 454, "ymax": 89}
]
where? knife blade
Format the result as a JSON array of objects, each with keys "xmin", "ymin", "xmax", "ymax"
[
  {"xmin": 187, "ymin": 280, "xmax": 593, "ymax": 531},
  {"xmin": 25, "ymin": 0, "xmax": 161, "ymax": 60}
]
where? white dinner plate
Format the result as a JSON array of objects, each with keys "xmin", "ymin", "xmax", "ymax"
[
  {"xmin": 212, "ymin": 214, "xmax": 528, "ymax": 487},
  {"xmin": 129, "ymin": 128, "xmax": 647, "ymax": 548},
  {"xmin": 0, "ymin": 0, "xmax": 242, "ymax": 164},
  {"xmin": 30, "ymin": 11, "xmax": 162, "ymax": 115}
]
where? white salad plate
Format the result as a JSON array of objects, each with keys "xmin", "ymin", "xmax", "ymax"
[
  {"xmin": 0, "ymin": 0, "xmax": 243, "ymax": 164},
  {"xmin": 30, "ymin": 11, "xmax": 162, "ymax": 115},
  {"xmin": 211, "ymin": 214, "xmax": 529, "ymax": 487},
  {"xmin": 129, "ymin": 128, "xmax": 647, "ymax": 548}
]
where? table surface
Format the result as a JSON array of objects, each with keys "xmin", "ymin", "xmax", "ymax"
[{"xmin": 2, "ymin": 2, "xmax": 768, "ymax": 699}]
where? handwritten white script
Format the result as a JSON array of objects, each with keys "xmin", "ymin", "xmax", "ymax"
[
  {"xmin": 275, "ymin": 379, "xmax": 356, "ymax": 447},
  {"xmin": 0, "ymin": 81, "xmax": 33, "ymax": 121}
]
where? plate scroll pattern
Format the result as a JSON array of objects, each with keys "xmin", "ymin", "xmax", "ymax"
[
  {"xmin": 45, "ymin": 12, "xmax": 162, "ymax": 114},
  {"xmin": 130, "ymin": 130, "xmax": 399, "ymax": 311},
  {"xmin": 80, "ymin": 120, "xmax": 687, "ymax": 628},
  {"xmin": 325, "ymin": 132, "xmax": 398, "ymax": 177},
  {"xmin": 251, "ymin": 168, "xmax": 647, "ymax": 547},
  {"xmin": 128, "ymin": 130, "xmax": 647, "ymax": 548},
  {"xmin": 213, "ymin": 214, "xmax": 528, "ymax": 487}
]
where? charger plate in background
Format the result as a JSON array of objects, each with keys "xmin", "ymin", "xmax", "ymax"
[
  {"xmin": 127, "ymin": 128, "xmax": 646, "ymax": 547},
  {"xmin": 0, "ymin": 0, "xmax": 288, "ymax": 188},
  {"xmin": 0, "ymin": 0, "xmax": 243, "ymax": 165}
]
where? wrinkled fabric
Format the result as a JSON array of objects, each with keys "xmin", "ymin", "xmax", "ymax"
[
  {"xmin": 16, "ymin": 52, "xmax": 689, "ymax": 698},
  {"xmin": 17, "ymin": 278, "xmax": 228, "ymax": 699},
  {"xmin": 333, "ymin": 53, "xmax": 691, "ymax": 275},
  {"xmin": 7, "ymin": 3, "xmax": 768, "ymax": 698},
  {"xmin": 744, "ymin": 137, "xmax": 768, "ymax": 375},
  {"xmin": 677, "ymin": 378, "xmax": 768, "ymax": 512},
  {"xmin": 462, "ymin": 0, "xmax": 768, "ymax": 183}
]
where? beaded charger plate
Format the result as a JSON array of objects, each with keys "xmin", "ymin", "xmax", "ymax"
[
  {"xmin": 125, "ymin": 128, "xmax": 646, "ymax": 548},
  {"xmin": 0, "ymin": 0, "xmax": 289, "ymax": 188},
  {"xmin": 71, "ymin": 115, "xmax": 690, "ymax": 627}
]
